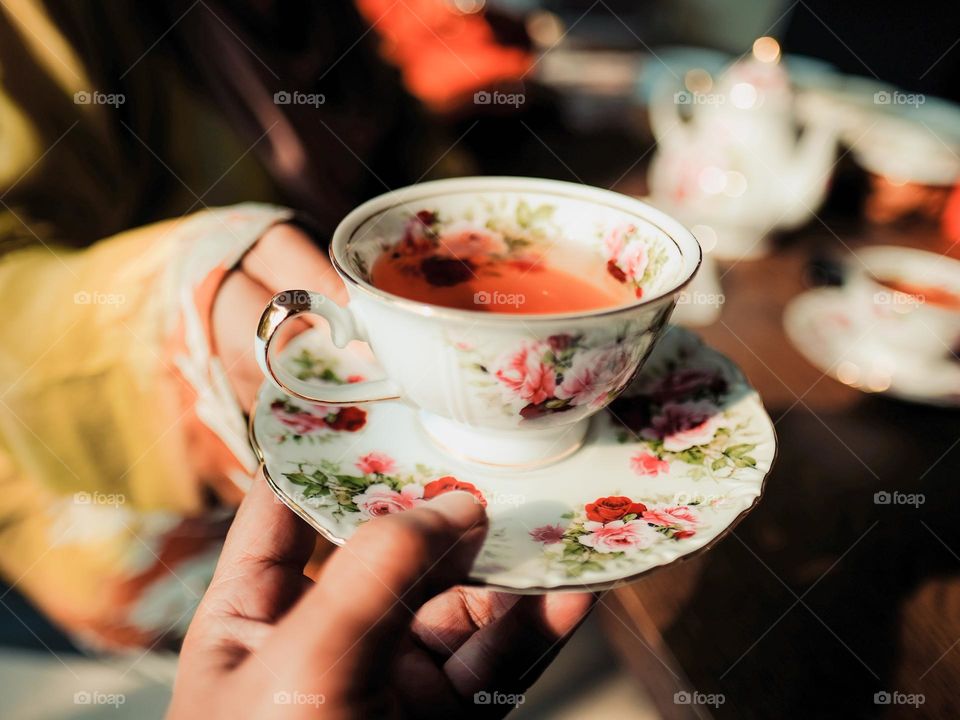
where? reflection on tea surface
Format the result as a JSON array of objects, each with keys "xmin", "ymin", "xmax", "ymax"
[{"xmin": 370, "ymin": 211, "xmax": 636, "ymax": 314}]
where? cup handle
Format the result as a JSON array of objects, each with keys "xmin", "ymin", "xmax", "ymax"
[{"xmin": 255, "ymin": 290, "xmax": 401, "ymax": 405}]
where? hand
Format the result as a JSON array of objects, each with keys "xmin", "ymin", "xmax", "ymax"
[
  {"xmin": 212, "ymin": 223, "xmax": 348, "ymax": 413},
  {"xmin": 169, "ymin": 476, "xmax": 594, "ymax": 718}
]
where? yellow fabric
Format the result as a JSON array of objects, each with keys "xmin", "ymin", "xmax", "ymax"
[
  {"xmin": 0, "ymin": 207, "xmax": 295, "ymax": 647},
  {"xmin": 0, "ymin": 2, "xmax": 288, "ymax": 647},
  {"xmin": 2, "ymin": 221, "xmax": 200, "ymax": 511},
  {"xmin": 0, "ymin": 0, "xmax": 461, "ymax": 648}
]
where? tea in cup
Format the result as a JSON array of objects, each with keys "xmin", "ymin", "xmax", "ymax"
[
  {"xmin": 256, "ymin": 177, "xmax": 701, "ymax": 468},
  {"xmin": 845, "ymin": 245, "xmax": 960, "ymax": 361}
]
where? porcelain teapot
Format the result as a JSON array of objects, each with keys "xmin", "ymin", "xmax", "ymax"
[{"xmin": 648, "ymin": 55, "xmax": 838, "ymax": 259}]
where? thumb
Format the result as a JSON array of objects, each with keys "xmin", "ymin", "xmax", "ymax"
[{"xmin": 263, "ymin": 491, "xmax": 487, "ymax": 682}]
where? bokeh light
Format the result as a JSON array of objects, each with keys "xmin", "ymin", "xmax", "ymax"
[
  {"xmin": 752, "ymin": 36, "xmax": 781, "ymax": 63},
  {"xmin": 730, "ymin": 82, "xmax": 758, "ymax": 109}
]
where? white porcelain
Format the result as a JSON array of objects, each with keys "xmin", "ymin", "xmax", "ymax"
[
  {"xmin": 799, "ymin": 76, "xmax": 960, "ymax": 186},
  {"xmin": 647, "ymin": 55, "xmax": 838, "ymax": 260},
  {"xmin": 852, "ymin": 111, "xmax": 960, "ymax": 186},
  {"xmin": 844, "ymin": 246, "xmax": 960, "ymax": 361},
  {"xmin": 251, "ymin": 326, "xmax": 776, "ymax": 591},
  {"xmin": 784, "ymin": 288, "xmax": 960, "ymax": 407},
  {"xmin": 256, "ymin": 177, "xmax": 701, "ymax": 469}
]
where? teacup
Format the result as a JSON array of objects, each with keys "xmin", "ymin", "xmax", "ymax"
[
  {"xmin": 845, "ymin": 245, "xmax": 960, "ymax": 361},
  {"xmin": 256, "ymin": 177, "xmax": 701, "ymax": 468}
]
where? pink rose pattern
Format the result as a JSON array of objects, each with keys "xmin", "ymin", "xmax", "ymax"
[
  {"xmin": 578, "ymin": 520, "xmax": 658, "ymax": 553},
  {"xmin": 445, "ymin": 218, "xmax": 667, "ymax": 421},
  {"xmin": 641, "ymin": 505, "xmax": 700, "ymax": 539},
  {"xmin": 488, "ymin": 334, "xmax": 636, "ymax": 420},
  {"xmin": 603, "ymin": 224, "xmax": 651, "ymax": 298},
  {"xmin": 283, "ymin": 451, "xmax": 716, "ymax": 579},
  {"xmin": 284, "ymin": 454, "xmax": 707, "ymax": 578},
  {"xmin": 493, "ymin": 340, "xmax": 557, "ymax": 406},
  {"xmin": 547, "ymin": 494, "xmax": 703, "ymax": 577},
  {"xmin": 284, "ymin": 454, "xmax": 485, "ymax": 523},
  {"xmin": 609, "ymin": 361, "xmax": 757, "ymax": 476},
  {"xmin": 355, "ymin": 452, "xmax": 396, "ymax": 475},
  {"xmin": 270, "ymin": 400, "xmax": 328, "ymax": 434},
  {"xmin": 354, "ymin": 483, "xmax": 423, "ymax": 519},
  {"xmin": 269, "ymin": 399, "xmax": 367, "ymax": 443},
  {"xmin": 556, "ymin": 345, "xmax": 633, "ymax": 409},
  {"xmin": 631, "ymin": 452, "xmax": 670, "ymax": 476}
]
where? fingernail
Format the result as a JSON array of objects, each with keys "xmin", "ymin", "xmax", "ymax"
[{"xmin": 426, "ymin": 490, "xmax": 487, "ymax": 529}]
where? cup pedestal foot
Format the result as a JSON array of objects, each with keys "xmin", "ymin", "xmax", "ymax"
[{"xmin": 418, "ymin": 412, "xmax": 589, "ymax": 471}]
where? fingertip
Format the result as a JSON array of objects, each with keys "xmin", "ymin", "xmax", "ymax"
[
  {"xmin": 422, "ymin": 490, "xmax": 488, "ymax": 532},
  {"xmin": 538, "ymin": 591, "xmax": 596, "ymax": 637}
]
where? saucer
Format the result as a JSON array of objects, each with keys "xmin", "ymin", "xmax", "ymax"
[
  {"xmin": 250, "ymin": 327, "xmax": 776, "ymax": 592},
  {"xmin": 784, "ymin": 288, "xmax": 960, "ymax": 407}
]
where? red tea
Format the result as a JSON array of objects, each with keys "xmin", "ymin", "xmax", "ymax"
[{"xmin": 370, "ymin": 215, "xmax": 634, "ymax": 314}]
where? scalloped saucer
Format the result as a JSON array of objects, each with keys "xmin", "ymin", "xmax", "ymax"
[
  {"xmin": 250, "ymin": 326, "xmax": 775, "ymax": 592},
  {"xmin": 784, "ymin": 288, "xmax": 960, "ymax": 407}
]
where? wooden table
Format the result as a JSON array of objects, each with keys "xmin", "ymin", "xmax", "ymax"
[{"xmin": 596, "ymin": 221, "xmax": 960, "ymax": 719}]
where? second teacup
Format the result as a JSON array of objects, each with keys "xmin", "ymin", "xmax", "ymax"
[
  {"xmin": 845, "ymin": 245, "xmax": 960, "ymax": 362},
  {"xmin": 256, "ymin": 177, "xmax": 701, "ymax": 468}
]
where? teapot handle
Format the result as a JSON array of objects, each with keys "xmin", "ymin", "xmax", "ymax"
[{"xmin": 649, "ymin": 76, "xmax": 689, "ymax": 143}]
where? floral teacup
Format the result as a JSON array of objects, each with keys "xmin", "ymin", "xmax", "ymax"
[
  {"xmin": 846, "ymin": 246, "xmax": 960, "ymax": 362},
  {"xmin": 256, "ymin": 177, "xmax": 701, "ymax": 468}
]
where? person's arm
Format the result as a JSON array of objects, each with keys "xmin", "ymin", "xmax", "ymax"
[{"xmin": 0, "ymin": 204, "xmax": 337, "ymax": 648}]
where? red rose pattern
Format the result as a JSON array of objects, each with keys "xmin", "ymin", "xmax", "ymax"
[
  {"xmin": 585, "ymin": 496, "xmax": 648, "ymax": 523},
  {"xmin": 270, "ymin": 400, "xmax": 367, "ymax": 434},
  {"xmin": 422, "ymin": 476, "xmax": 487, "ymax": 507},
  {"xmin": 326, "ymin": 406, "xmax": 367, "ymax": 432},
  {"xmin": 573, "ymin": 496, "xmax": 699, "ymax": 550}
]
